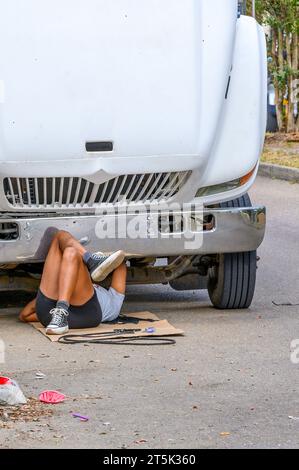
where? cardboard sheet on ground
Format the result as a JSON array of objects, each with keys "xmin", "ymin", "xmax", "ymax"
[{"xmin": 30, "ymin": 312, "xmax": 184, "ymax": 342}]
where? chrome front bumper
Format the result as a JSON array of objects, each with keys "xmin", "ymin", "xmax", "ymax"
[{"xmin": 0, "ymin": 206, "xmax": 266, "ymax": 264}]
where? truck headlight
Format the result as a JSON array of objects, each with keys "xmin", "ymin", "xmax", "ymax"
[{"xmin": 196, "ymin": 166, "xmax": 256, "ymax": 198}]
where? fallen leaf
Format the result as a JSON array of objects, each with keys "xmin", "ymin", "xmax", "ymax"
[{"xmin": 0, "ymin": 398, "xmax": 53, "ymax": 424}]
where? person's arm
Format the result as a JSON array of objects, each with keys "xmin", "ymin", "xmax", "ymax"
[{"xmin": 19, "ymin": 298, "xmax": 38, "ymax": 323}]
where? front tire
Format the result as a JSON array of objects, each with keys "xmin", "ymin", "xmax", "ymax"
[{"xmin": 207, "ymin": 194, "xmax": 257, "ymax": 309}]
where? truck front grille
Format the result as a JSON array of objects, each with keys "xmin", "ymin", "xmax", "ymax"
[{"xmin": 3, "ymin": 172, "xmax": 190, "ymax": 210}]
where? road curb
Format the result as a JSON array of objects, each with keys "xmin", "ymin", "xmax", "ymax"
[{"xmin": 259, "ymin": 163, "xmax": 299, "ymax": 183}]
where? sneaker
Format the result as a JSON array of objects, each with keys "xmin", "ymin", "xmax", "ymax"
[
  {"xmin": 88, "ymin": 250, "xmax": 125, "ymax": 282},
  {"xmin": 46, "ymin": 308, "xmax": 69, "ymax": 335}
]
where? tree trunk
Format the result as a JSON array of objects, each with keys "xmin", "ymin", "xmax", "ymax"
[
  {"xmin": 276, "ymin": 29, "xmax": 286, "ymax": 131},
  {"xmin": 291, "ymin": 31, "xmax": 299, "ymax": 132},
  {"xmin": 286, "ymin": 33, "xmax": 295, "ymax": 132}
]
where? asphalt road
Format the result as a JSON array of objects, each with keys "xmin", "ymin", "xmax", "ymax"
[{"xmin": 0, "ymin": 176, "xmax": 299, "ymax": 449}]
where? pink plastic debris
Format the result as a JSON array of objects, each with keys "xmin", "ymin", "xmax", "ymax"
[{"xmin": 39, "ymin": 390, "xmax": 66, "ymax": 404}]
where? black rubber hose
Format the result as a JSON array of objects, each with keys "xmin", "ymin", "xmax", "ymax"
[{"xmin": 58, "ymin": 334, "xmax": 176, "ymax": 346}]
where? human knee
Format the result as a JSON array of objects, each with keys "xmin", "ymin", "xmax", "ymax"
[
  {"xmin": 63, "ymin": 246, "xmax": 80, "ymax": 263},
  {"xmin": 55, "ymin": 230, "xmax": 71, "ymax": 242},
  {"xmin": 19, "ymin": 310, "xmax": 30, "ymax": 323},
  {"xmin": 55, "ymin": 230, "xmax": 74, "ymax": 251}
]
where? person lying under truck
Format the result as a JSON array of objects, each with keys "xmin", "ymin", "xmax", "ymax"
[{"xmin": 20, "ymin": 230, "xmax": 127, "ymax": 335}]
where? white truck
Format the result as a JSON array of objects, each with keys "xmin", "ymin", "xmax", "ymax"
[{"xmin": 0, "ymin": 0, "xmax": 266, "ymax": 309}]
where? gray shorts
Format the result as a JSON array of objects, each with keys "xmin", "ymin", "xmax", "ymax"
[{"xmin": 93, "ymin": 285, "xmax": 125, "ymax": 323}]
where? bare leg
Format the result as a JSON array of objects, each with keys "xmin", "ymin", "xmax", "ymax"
[
  {"xmin": 39, "ymin": 231, "xmax": 94, "ymax": 306},
  {"xmin": 55, "ymin": 230, "xmax": 87, "ymax": 256},
  {"xmin": 111, "ymin": 262, "xmax": 127, "ymax": 295},
  {"xmin": 56, "ymin": 247, "xmax": 94, "ymax": 305},
  {"xmin": 57, "ymin": 247, "xmax": 80, "ymax": 304},
  {"xmin": 19, "ymin": 298, "xmax": 38, "ymax": 323},
  {"xmin": 39, "ymin": 236, "xmax": 62, "ymax": 299},
  {"xmin": 20, "ymin": 234, "xmax": 127, "ymax": 325}
]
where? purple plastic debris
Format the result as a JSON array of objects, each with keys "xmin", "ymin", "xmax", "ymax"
[
  {"xmin": 145, "ymin": 327, "xmax": 156, "ymax": 334},
  {"xmin": 72, "ymin": 413, "xmax": 89, "ymax": 422}
]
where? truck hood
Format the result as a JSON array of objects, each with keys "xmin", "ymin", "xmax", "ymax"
[{"xmin": 0, "ymin": 0, "xmax": 237, "ymax": 169}]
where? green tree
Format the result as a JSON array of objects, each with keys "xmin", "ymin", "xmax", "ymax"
[{"xmin": 248, "ymin": 0, "xmax": 299, "ymax": 132}]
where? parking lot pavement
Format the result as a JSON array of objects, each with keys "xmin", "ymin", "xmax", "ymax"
[{"xmin": 0, "ymin": 176, "xmax": 299, "ymax": 449}]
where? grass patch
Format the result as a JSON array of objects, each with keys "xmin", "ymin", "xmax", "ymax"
[
  {"xmin": 261, "ymin": 149, "xmax": 299, "ymax": 169},
  {"xmin": 262, "ymin": 133, "xmax": 299, "ymax": 169}
]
